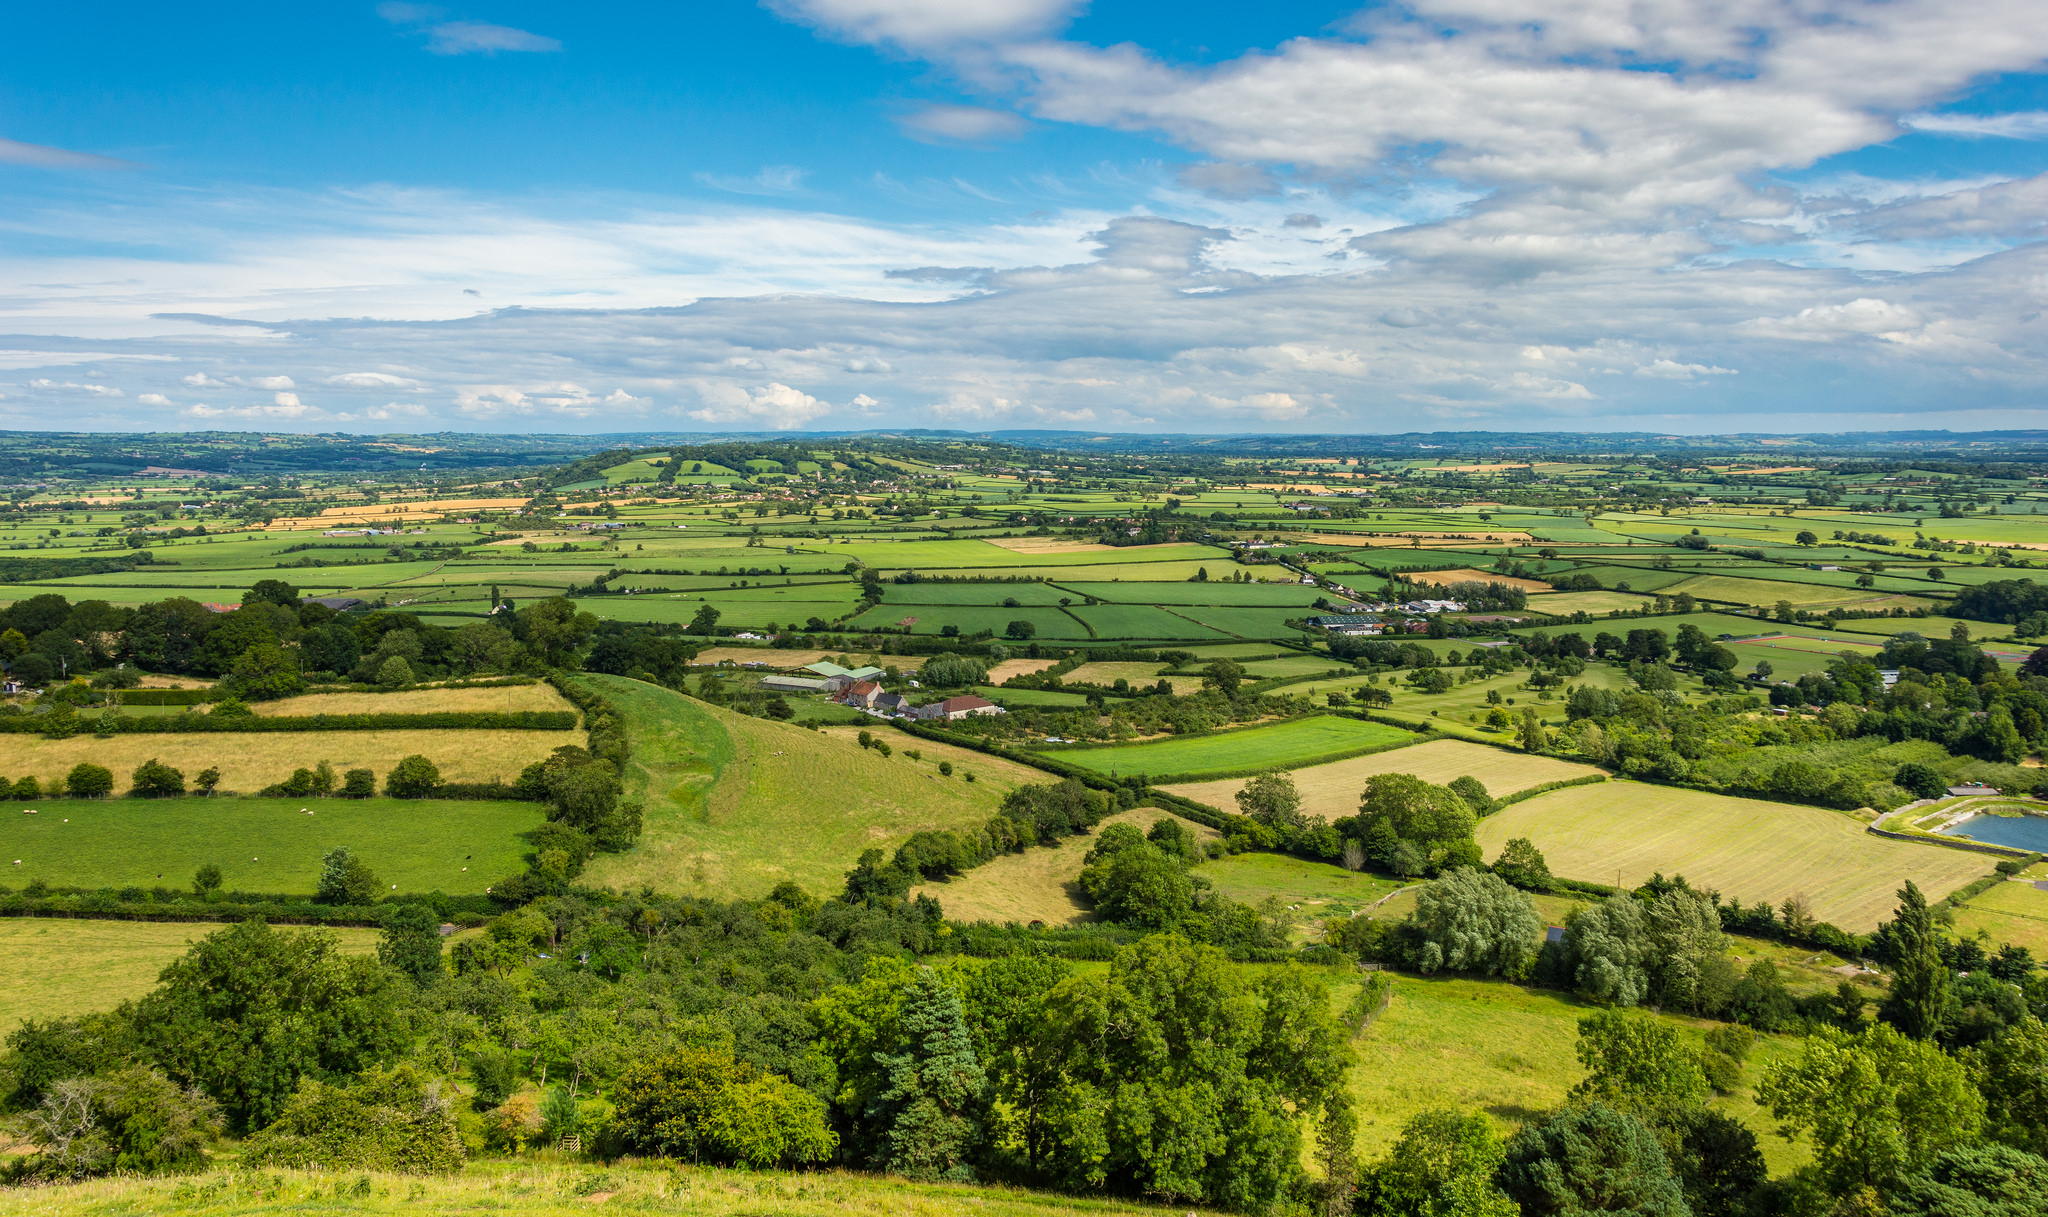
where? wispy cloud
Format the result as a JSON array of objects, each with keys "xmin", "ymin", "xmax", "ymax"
[
  {"xmin": 1903, "ymin": 111, "xmax": 2048, "ymax": 140},
  {"xmin": 693, "ymin": 165, "xmax": 810, "ymax": 196},
  {"xmin": 377, "ymin": 4, "xmax": 559, "ymax": 55},
  {"xmin": 894, "ymin": 104, "xmax": 1030, "ymax": 145},
  {"xmin": 0, "ymin": 137, "xmax": 139, "ymax": 170}
]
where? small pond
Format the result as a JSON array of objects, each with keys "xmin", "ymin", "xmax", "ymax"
[{"xmin": 1939, "ymin": 809, "xmax": 2048, "ymax": 853}]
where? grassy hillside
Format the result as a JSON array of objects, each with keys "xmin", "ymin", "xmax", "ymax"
[
  {"xmin": 0, "ymin": 796, "xmax": 543, "ymax": 894},
  {"xmin": 1476, "ymin": 779, "xmax": 1994, "ymax": 930},
  {"xmin": 577, "ymin": 676, "xmax": 1048, "ymax": 900},
  {"xmin": 0, "ymin": 919, "xmax": 380, "ymax": 1033}
]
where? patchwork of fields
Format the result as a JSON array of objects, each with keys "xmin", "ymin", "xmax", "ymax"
[
  {"xmin": 1163, "ymin": 738, "xmax": 1603, "ymax": 820},
  {"xmin": 1049, "ymin": 715, "xmax": 1418, "ymax": 781}
]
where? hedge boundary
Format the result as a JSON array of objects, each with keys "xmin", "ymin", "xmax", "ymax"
[
  {"xmin": 1, "ymin": 710, "xmax": 579, "ymax": 735},
  {"xmin": 1494, "ymin": 773, "xmax": 1609, "ymax": 809}
]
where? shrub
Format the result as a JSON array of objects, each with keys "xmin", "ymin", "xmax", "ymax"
[
  {"xmin": 130, "ymin": 758, "xmax": 186, "ymax": 797},
  {"xmin": 193, "ymin": 864, "xmax": 223, "ymax": 895},
  {"xmin": 13, "ymin": 775, "xmax": 41, "ymax": 800},
  {"xmin": 65, "ymin": 763, "xmax": 113, "ymax": 799},
  {"xmin": 317, "ymin": 846, "xmax": 383, "ymax": 905},
  {"xmin": 241, "ymin": 1064, "xmax": 462, "ymax": 1173},
  {"xmin": 342, "ymin": 768, "xmax": 376, "ymax": 798},
  {"xmin": 11, "ymin": 1067, "xmax": 223, "ymax": 1181},
  {"xmin": 609, "ymin": 1048, "xmax": 837, "ymax": 1168},
  {"xmin": 385, "ymin": 755, "xmax": 442, "ymax": 799}
]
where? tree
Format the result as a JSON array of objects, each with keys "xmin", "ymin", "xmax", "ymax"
[
  {"xmin": 1081, "ymin": 836, "xmax": 1194, "ymax": 929},
  {"xmin": 223, "ymin": 641, "xmax": 303, "ymax": 701},
  {"xmin": 65, "ymin": 762, "xmax": 113, "ymax": 798},
  {"xmin": 1447, "ymin": 775, "xmax": 1494, "ymax": 815},
  {"xmin": 1361, "ymin": 1107, "xmax": 1514, "ymax": 1217},
  {"xmin": 1518, "ymin": 707, "xmax": 1546, "ymax": 752},
  {"xmin": 316, "ymin": 846, "xmax": 382, "ymax": 905},
  {"xmin": 241, "ymin": 1063, "xmax": 463, "ymax": 1173},
  {"xmin": 1572, "ymin": 1008, "xmax": 1708, "ymax": 1109},
  {"xmin": 192, "ymin": 863, "xmax": 223, "ymax": 896},
  {"xmin": 1490, "ymin": 837, "xmax": 1551, "ymax": 889},
  {"xmin": 1404, "ymin": 867, "xmax": 1543, "ymax": 978},
  {"xmin": 244, "ymin": 579, "xmax": 300, "ymax": 608},
  {"xmin": 1796, "ymin": 530, "xmax": 1818, "ymax": 546},
  {"xmin": 1349, "ymin": 774, "xmax": 1477, "ymax": 871},
  {"xmin": 385, "ymin": 754, "xmax": 442, "ymax": 798},
  {"xmin": 1202, "ymin": 657, "xmax": 1246, "ymax": 696},
  {"xmin": 1880, "ymin": 881, "xmax": 1952, "ymax": 1040},
  {"xmin": 343, "ymin": 768, "xmax": 375, "ymax": 797},
  {"xmin": 1969, "ymin": 1017, "xmax": 2048, "ymax": 1158},
  {"xmin": 1757, "ymin": 1022, "xmax": 1984, "ymax": 1191},
  {"xmin": 866, "ymin": 967, "xmax": 987, "ymax": 1180},
  {"xmin": 374, "ymin": 654, "xmax": 415, "ymax": 688},
  {"xmin": 1316, "ymin": 1090, "xmax": 1362, "ymax": 1217},
  {"xmin": 1497, "ymin": 1103, "xmax": 1689, "ymax": 1217},
  {"xmin": 688, "ymin": 604, "xmax": 721, "ymax": 636},
  {"xmin": 378, "ymin": 903, "xmax": 444, "ymax": 987},
  {"xmin": 1888, "ymin": 1144, "xmax": 2048, "ymax": 1217},
  {"xmin": 130, "ymin": 757, "xmax": 185, "ymax": 797},
  {"xmin": 1894, "ymin": 762, "xmax": 1947, "ymax": 801},
  {"xmin": 1237, "ymin": 771, "xmax": 1306, "ymax": 832},
  {"xmin": 1563, "ymin": 896, "xmax": 1653, "ymax": 1006},
  {"xmin": 610, "ymin": 1047, "xmax": 837, "ymax": 1168},
  {"xmin": 1005, "ymin": 618, "xmax": 1036, "ymax": 640},
  {"xmin": 13, "ymin": 1067, "xmax": 222, "ymax": 1181},
  {"xmin": 130, "ymin": 919, "xmax": 407, "ymax": 1132}
]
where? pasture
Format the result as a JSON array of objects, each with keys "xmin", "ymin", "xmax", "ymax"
[
  {"xmin": 1474, "ymin": 780, "xmax": 1994, "ymax": 929},
  {"xmin": 1162, "ymin": 738, "xmax": 1603, "ymax": 820},
  {"xmin": 1050, "ymin": 716, "xmax": 1419, "ymax": 781},
  {"xmin": 0, "ymin": 796, "xmax": 542, "ymax": 894},
  {"xmin": 1, "ymin": 729, "xmax": 569, "ymax": 795},
  {"xmin": 0, "ymin": 919, "xmax": 380, "ymax": 1033},
  {"xmin": 1948, "ymin": 878, "xmax": 2048, "ymax": 955},
  {"xmin": 576, "ymin": 676, "xmax": 1044, "ymax": 899},
  {"xmin": 906, "ymin": 807, "xmax": 1219, "ymax": 925}
]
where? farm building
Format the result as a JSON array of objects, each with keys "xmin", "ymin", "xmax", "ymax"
[
  {"xmin": 759, "ymin": 675, "xmax": 833, "ymax": 694},
  {"xmin": 299, "ymin": 595, "xmax": 369, "ymax": 612},
  {"xmin": 1947, "ymin": 785, "xmax": 2001, "ymax": 797},
  {"xmin": 914, "ymin": 694, "xmax": 1002, "ymax": 721},
  {"xmin": 806, "ymin": 661, "xmax": 884, "ymax": 682},
  {"xmin": 841, "ymin": 680, "xmax": 882, "ymax": 708}
]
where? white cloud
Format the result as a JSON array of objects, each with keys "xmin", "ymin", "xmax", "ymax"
[
  {"xmin": 687, "ymin": 382, "xmax": 834, "ymax": 429},
  {"xmin": 0, "ymin": 137, "xmax": 138, "ymax": 171},
  {"xmin": 184, "ymin": 401, "xmax": 318, "ymax": 420},
  {"xmin": 1903, "ymin": 111, "xmax": 2048, "ymax": 140},
  {"xmin": 273, "ymin": 391, "xmax": 302, "ymax": 407},
  {"xmin": 137, "ymin": 392, "xmax": 171, "ymax": 405},
  {"xmin": 229, "ymin": 375, "xmax": 294, "ymax": 390},
  {"xmin": 424, "ymin": 22, "xmax": 560, "ymax": 55},
  {"xmin": 1635, "ymin": 360, "xmax": 1738, "ymax": 380},
  {"xmin": 894, "ymin": 104, "xmax": 1030, "ymax": 144},
  {"xmin": 765, "ymin": 0, "xmax": 1080, "ymax": 47},
  {"xmin": 28, "ymin": 379, "xmax": 122, "ymax": 397},
  {"xmin": 181, "ymin": 372, "xmax": 224, "ymax": 387},
  {"xmin": 325, "ymin": 371, "xmax": 422, "ymax": 390},
  {"xmin": 1742, "ymin": 298, "xmax": 1925, "ymax": 341}
]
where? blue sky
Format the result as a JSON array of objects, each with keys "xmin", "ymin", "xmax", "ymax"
[{"xmin": 3, "ymin": 1, "xmax": 2048, "ymax": 434}]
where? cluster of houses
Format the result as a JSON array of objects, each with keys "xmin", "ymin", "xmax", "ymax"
[{"xmin": 755, "ymin": 660, "xmax": 1003, "ymax": 722}]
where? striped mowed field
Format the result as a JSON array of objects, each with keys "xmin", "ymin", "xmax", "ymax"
[
  {"xmin": 1163, "ymin": 739, "xmax": 1602, "ymax": 820},
  {"xmin": 1475, "ymin": 780, "xmax": 1993, "ymax": 930}
]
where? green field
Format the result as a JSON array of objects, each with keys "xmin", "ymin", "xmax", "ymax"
[
  {"xmin": 1051, "ymin": 715, "xmax": 1418, "ymax": 780},
  {"xmin": 1947, "ymin": 878, "xmax": 2048, "ymax": 955},
  {"xmin": 0, "ymin": 918, "xmax": 380, "ymax": 1033},
  {"xmin": 1474, "ymin": 780, "xmax": 1994, "ymax": 930},
  {"xmin": 1069, "ymin": 602, "xmax": 1230, "ymax": 639},
  {"xmin": 0, "ymin": 797, "xmax": 544, "ymax": 895},
  {"xmin": 576, "ymin": 676, "xmax": 1056, "ymax": 899},
  {"xmin": 844, "ymin": 603, "xmax": 1089, "ymax": 638}
]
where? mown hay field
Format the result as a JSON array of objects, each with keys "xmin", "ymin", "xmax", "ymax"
[
  {"xmin": 1162, "ymin": 739, "xmax": 1602, "ymax": 820},
  {"xmin": 3, "ymin": 730, "xmax": 568, "ymax": 794},
  {"xmin": 0, "ymin": 796, "xmax": 542, "ymax": 894},
  {"xmin": 578, "ymin": 676, "xmax": 1046, "ymax": 900},
  {"xmin": 1475, "ymin": 780, "xmax": 1994, "ymax": 930},
  {"xmin": 250, "ymin": 684, "xmax": 574, "ymax": 716},
  {"xmin": 0, "ymin": 919, "xmax": 379, "ymax": 1033},
  {"xmin": 987, "ymin": 657, "xmax": 1060, "ymax": 683},
  {"xmin": 1053, "ymin": 716, "xmax": 1417, "ymax": 781},
  {"xmin": 1948, "ymin": 878, "xmax": 2048, "ymax": 955},
  {"xmin": 907, "ymin": 807, "xmax": 1219, "ymax": 925}
]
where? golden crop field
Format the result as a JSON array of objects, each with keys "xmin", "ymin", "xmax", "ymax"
[
  {"xmin": 1162, "ymin": 739, "xmax": 1602, "ymax": 821},
  {"xmin": 987, "ymin": 657, "xmax": 1060, "ymax": 683},
  {"xmin": 4, "ymin": 730, "xmax": 568, "ymax": 794},
  {"xmin": 250, "ymin": 684, "xmax": 573, "ymax": 716},
  {"xmin": 1475, "ymin": 780, "xmax": 1994, "ymax": 930}
]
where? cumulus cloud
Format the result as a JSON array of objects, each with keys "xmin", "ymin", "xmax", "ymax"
[
  {"xmin": 137, "ymin": 392, "xmax": 171, "ymax": 405},
  {"xmin": 688, "ymin": 382, "xmax": 834, "ymax": 429},
  {"xmin": 181, "ymin": 373, "xmax": 225, "ymax": 387},
  {"xmin": 272, "ymin": 391, "xmax": 302, "ymax": 408},
  {"xmin": 1742, "ymin": 298, "xmax": 1926, "ymax": 341},
  {"xmin": 894, "ymin": 104, "xmax": 1030, "ymax": 144}
]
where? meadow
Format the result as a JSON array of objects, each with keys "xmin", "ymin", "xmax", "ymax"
[
  {"xmin": 576, "ymin": 676, "xmax": 1047, "ymax": 899},
  {"xmin": 248, "ymin": 684, "xmax": 573, "ymax": 716},
  {"xmin": 0, "ymin": 796, "xmax": 542, "ymax": 894},
  {"xmin": 907, "ymin": 806, "xmax": 1219, "ymax": 925},
  {"xmin": 0, "ymin": 919, "xmax": 380, "ymax": 1033},
  {"xmin": 1947, "ymin": 877, "xmax": 2048, "ymax": 954},
  {"xmin": 1163, "ymin": 738, "xmax": 1602, "ymax": 820},
  {"xmin": 2, "ymin": 729, "xmax": 568, "ymax": 795},
  {"xmin": 1049, "ymin": 715, "xmax": 1419, "ymax": 781},
  {"xmin": 1474, "ymin": 780, "xmax": 1995, "ymax": 929}
]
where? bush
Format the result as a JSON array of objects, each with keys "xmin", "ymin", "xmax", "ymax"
[
  {"xmin": 241, "ymin": 1064, "xmax": 463, "ymax": 1173},
  {"xmin": 385, "ymin": 755, "xmax": 442, "ymax": 799},
  {"xmin": 317, "ymin": 846, "xmax": 383, "ymax": 905},
  {"xmin": 609, "ymin": 1048, "xmax": 837, "ymax": 1168},
  {"xmin": 65, "ymin": 763, "xmax": 113, "ymax": 799},
  {"xmin": 342, "ymin": 768, "xmax": 376, "ymax": 798},
  {"xmin": 130, "ymin": 758, "xmax": 186, "ymax": 797},
  {"xmin": 10, "ymin": 1067, "xmax": 222, "ymax": 1181}
]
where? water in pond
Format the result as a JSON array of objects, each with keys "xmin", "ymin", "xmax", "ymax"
[{"xmin": 1940, "ymin": 811, "xmax": 2048, "ymax": 853}]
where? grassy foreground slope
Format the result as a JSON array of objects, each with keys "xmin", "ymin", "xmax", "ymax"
[
  {"xmin": 0, "ymin": 1162, "xmax": 1223, "ymax": 1217},
  {"xmin": 577, "ymin": 676, "xmax": 1045, "ymax": 899},
  {"xmin": 1475, "ymin": 780, "xmax": 1992, "ymax": 930},
  {"xmin": 0, "ymin": 919, "xmax": 380, "ymax": 1034}
]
